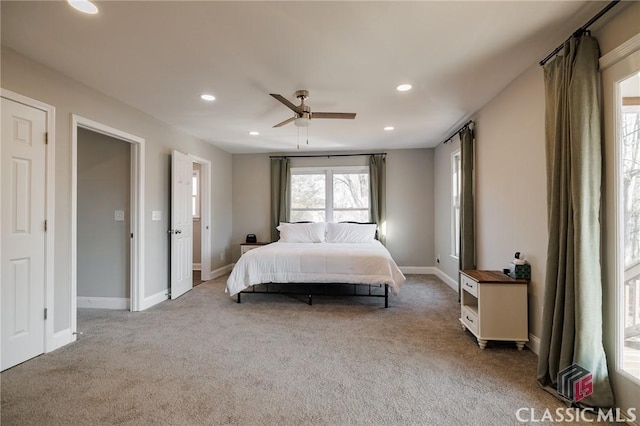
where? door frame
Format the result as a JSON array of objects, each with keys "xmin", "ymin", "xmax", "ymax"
[
  {"xmin": 71, "ymin": 115, "xmax": 145, "ymax": 322},
  {"xmin": 601, "ymin": 33, "xmax": 640, "ymax": 417},
  {"xmin": 189, "ymin": 154, "xmax": 212, "ymax": 281},
  {"xmin": 0, "ymin": 89, "xmax": 57, "ymax": 352}
]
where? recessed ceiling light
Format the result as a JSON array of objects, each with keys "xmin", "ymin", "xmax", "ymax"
[
  {"xmin": 396, "ymin": 84, "xmax": 412, "ymax": 92},
  {"xmin": 248, "ymin": 131, "xmax": 260, "ymax": 136},
  {"xmin": 200, "ymin": 94, "xmax": 216, "ymax": 101},
  {"xmin": 67, "ymin": 0, "xmax": 99, "ymax": 14},
  {"xmin": 384, "ymin": 126, "xmax": 395, "ymax": 131}
]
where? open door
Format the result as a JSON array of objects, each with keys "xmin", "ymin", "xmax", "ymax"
[{"xmin": 170, "ymin": 150, "xmax": 193, "ymax": 299}]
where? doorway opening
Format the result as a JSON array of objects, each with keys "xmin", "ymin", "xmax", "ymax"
[
  {"xmin": 71, "ymin": 115, "xmax": 145, "ymax": 336},
  {"xmin": 189, "ymin": 154, "xmax": 212, "ymax": 285},
  {"xmin": 76, "ymin": 128, "xmax": 131, "ymax": 310}
]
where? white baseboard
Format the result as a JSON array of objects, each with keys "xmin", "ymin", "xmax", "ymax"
[
  {"xmin": 192, "ymin": 263, "xmax": 202, "ymax": 271},
  {"xmin": 77, "ymin": 296, "xmax": 130, "ymax": 310},
  {"xmin": 399, "ymin": 266, "xmax": 437, "ymax": 275},
  {"xmin": 140, "ymin": 289, "xmax": 168, "ymax": 311},
  {"xmin": 527, "ymin": 333, "xmax": 540, "ymax": 355},
  {"xmin": 210, "ymin": 264, "xmax": 233, "ymax": 279},
  {"xmin": 398, "ymin": 266, "xmax": 458, "ymax": 293},
  {"xmin": 47, "ymin": 328, "xmax": 76, "ymax": 352},
  {"xmin": 433, "ymin": 268, "xmax": 458, "ymax": 292}
]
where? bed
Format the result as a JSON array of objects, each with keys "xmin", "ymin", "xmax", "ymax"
[{"xmin": 226, "ymin": 222, "xmax": 405, "ymax": 307}]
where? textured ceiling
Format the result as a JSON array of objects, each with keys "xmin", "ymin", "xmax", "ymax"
[{"xmin": 1, "ymin": 1, "xmax": 609, "ymax": 153}]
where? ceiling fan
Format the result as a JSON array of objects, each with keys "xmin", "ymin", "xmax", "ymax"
[{"xmin": 270, "ymin": 90, "xmax": 356, "ymax": 128}]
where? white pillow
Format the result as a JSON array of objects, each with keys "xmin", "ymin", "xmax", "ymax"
[
  {"xmin": 277, "ymin": 222, "xmax": 326, "ymax": 243},
  {"xmin": 326, "ymin": 222, "xmax": 377, "ymax": 243}
]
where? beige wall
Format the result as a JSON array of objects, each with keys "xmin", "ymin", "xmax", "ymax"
[
  {"xmin": 231, "ymin": 149, "xmax": 435, "ymax": 267},
  {"xmin": 433, "ymin": 0, "xmax": 640, "ymax": 344},
  {"xmin": 1, "ymin": 47, "xmax": 233, "ymax": 333},
  {"xmin": 473, "ymin": 64, "xmax": 548, "ymax": 340}
]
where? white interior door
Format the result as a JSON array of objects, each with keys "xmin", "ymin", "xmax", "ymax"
[
  {"xmin": 170, "ymin": 150, "xmax": 193, "ymax": 299},
  {"xmin": 1, "ymin": 98, "xmax": 46, "ymax": 371},
  {"xmin": 603, "ymin": 47, "xmax": 640, "ymax": 417}
]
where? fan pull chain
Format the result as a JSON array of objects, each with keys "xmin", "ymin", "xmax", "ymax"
[
  {"xmin": 306, "ymin": 126, "xmax": 309, "ymax": 145},
  {"xmin": 297, "ymin": 126, "xmax": 300, "ymax": 150}
]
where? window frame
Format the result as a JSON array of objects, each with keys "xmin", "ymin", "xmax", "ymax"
[{"xmin": 290, "ymin": 166, "xmax": 370, "ymax": 223}]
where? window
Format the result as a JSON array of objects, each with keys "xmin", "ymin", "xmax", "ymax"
[
  {"xmin": 619, "ymin": 75, "xmax": 640, "ymax": 381},
  {"xmin": 192, "ymin": 169, "xmax": 200, "ymax": 220},
  {"xmin": 290, "ymin": 167, "xmax": 370, "ymax": 223},
  {"xmin": 452, "ymin": 150, "xmax": 461, "ymax": 258}
]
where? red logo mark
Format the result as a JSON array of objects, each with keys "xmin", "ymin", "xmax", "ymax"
[{"xmin": 573, "ymin": 373, "xmax": 593, "ymax": 402}]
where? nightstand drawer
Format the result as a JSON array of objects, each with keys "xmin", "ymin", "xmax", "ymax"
[
  {"xmin": 461, "ymin": 274, "xmax": 478, "ymax": 297},
  {"xmin": 461, "ymin": 306, "xmax": 479, "ymax": 335}
]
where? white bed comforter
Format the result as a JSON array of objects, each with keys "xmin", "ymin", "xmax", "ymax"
[{"xmin": 226, "ymin": 241, "xmax": 405, "ymax": 296}]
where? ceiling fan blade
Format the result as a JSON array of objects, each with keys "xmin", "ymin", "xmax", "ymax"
[
  {"xmin": 270, "ymin": 94, "xmax": 302, "ymax": 114},
  {"xmin": 312, "ymin": 112, "xmax": 357, "ymax": 120},
  {"xmin": 273, "ymin": 116, "xmax": 296, "ymax": 128}
]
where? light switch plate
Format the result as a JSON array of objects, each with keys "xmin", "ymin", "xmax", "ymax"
[
  {"xmin": 152, "ymin": 210, "xmax": 161, "ymax": 221},
  {"xmin": 114, "ymin": 210, "xmax": 125, "ymax": 221}
]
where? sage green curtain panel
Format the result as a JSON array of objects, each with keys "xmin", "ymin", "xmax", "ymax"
[
  {"xmin": 369, "ymin": 154, "xmax": 386, "ymax": 245},
  {"xmin": 537, "ymin": 35, "xmax": 614, "ymax": 408},
  {"xmin": 458, "ymin": 126, "xmax": 476, "ymax": 298},
  {"xmin": 270, "ymin": 158, "xmax": 290, "ymax": 242}
]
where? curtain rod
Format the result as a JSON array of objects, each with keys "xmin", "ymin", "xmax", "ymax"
[
  {"xmin": 270, "ymin": 152, "xmax": 386, "ymax": 159},
  {"xmin": 442, "ymin": 120, "xmax": 474, "ymax": 145},
  {"xmin": 539, "ymin": 0, "xmax": 620, "ymax": 66}
]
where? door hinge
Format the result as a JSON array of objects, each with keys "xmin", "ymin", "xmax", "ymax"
[
  {"xmin": 44, "ymin": 308, "xmax": 48, "ymax": 320},
  {"xmin": 131, "ymin": 233, "xmax": 134, "ymax": 239},
  {"xmin": 45, "ymin": 132, "xmax": 49, "ymax": 144},
  {"xmin": 44, "ymin": 220, "xmax": 47, "ymax": 232}
]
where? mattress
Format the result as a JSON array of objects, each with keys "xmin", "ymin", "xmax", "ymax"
[{"xmin": 226, "ymin": 241, "xmax": 405, "ymax": 297}]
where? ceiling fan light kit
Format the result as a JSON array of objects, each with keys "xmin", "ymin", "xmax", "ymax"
[{"xmin": 294, "ymin": 115, "xmax": 310, "ymax": 127}]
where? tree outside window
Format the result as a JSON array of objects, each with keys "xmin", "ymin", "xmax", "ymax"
[{"xmin": 290, "ymin": 167, "xmax": 369, "ymax": 223}]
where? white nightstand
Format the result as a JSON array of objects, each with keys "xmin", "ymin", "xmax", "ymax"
[
  {"xmin": 460, "ymin": 270, "xmax": 529, "ymax": 350},
  {"xmin": 240, "ymin": 242, "xmax": 270, "ymax": 256}
]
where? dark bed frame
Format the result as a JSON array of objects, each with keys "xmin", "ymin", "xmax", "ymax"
[{"xmin": 236, "ymin": 282, "xmax": 389, "ymax": 308}]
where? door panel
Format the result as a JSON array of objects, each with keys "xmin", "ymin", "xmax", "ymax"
[
  {"xmin": 170, "ymin": 150, "xmax": 192, "ymax": 299},
  {"xmin": 1, "ymin": 97, "xmax": 46, "ymax": 371}
]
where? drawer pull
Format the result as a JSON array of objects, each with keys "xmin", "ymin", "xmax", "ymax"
[
  {"xmin": 466, "ymin": 315, "xmax": 474, "ymax": 323},
  {"xmin": 465, "ymin": 283, "xmax": 473, "ymax": 288}
]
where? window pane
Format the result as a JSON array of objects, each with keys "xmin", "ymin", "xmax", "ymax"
[
  {"xmin": 452, "ymin": 151, "xmax": 461, "ymax": 257},
  {"xmin": 192, "ymin": 174, "xmax": 198, "ymax": 196},
  {"xmin": 291, "ymin": 174, "xmax": 326, "ymax": 209},
  {"xmin": 334, "ymin": 210, "xmax": 369, "ymax": 223},
  {"xmin": 623, "ymin": 109, "xmax": 640, "ymax": 267},
  {"xmin": 290, "ymin": 210, "xmax": 325, "ymax": 222},
  {"xmin": 192, "ymin": 196, "xmax": 197, "ymax": 217},
  {"xmin": 333, "ymin": 173, "xmax": 369, "ymax": 209}
]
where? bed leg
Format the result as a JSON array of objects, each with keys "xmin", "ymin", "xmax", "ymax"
[
  {"xmin": 384, "ymin": 284, "xmax": 388, "ymax": 308},
  {"xmin": 237, "ymin": 293, "xmax": 241, "ymax": 304},
  {"xmin": 308, "ymin": 294, "xmax": 313, "ymax": 306}
]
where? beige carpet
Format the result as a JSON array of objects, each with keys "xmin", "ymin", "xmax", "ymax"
[{"xmin": 2, "ymin": 275, "xmax": 572, "ymax": 425}]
